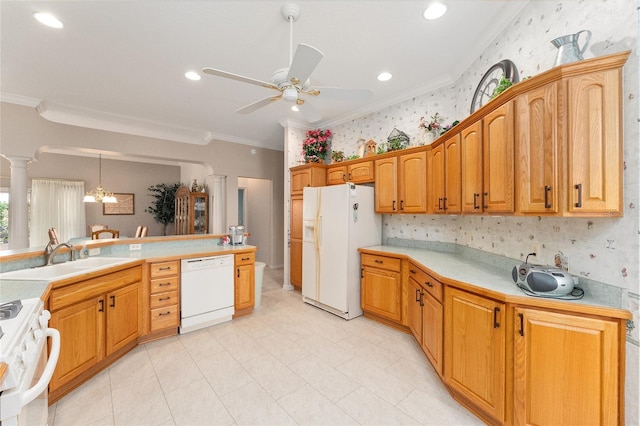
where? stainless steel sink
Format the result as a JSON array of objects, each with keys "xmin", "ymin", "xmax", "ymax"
[{"xmin": 0, "ymin": 257, "xmax": 136, "ymax": 281}]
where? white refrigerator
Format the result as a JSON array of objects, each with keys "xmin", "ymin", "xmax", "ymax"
[{"xmin": 302, "ymin": 183, "xmax": 381, "ymax": 319}]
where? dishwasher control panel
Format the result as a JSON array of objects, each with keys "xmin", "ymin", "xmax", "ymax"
[{"xmin": 182, "ymin": 254, "xmax": 233, "ymax": 271}]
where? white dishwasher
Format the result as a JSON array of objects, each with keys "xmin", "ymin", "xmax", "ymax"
[{"xmin": 180, "ymin": 254, "xmax": 234, "ymax": 334}]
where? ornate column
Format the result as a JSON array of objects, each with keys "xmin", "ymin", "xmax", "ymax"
[{"xmin": 5, "ymin": 156, "xmax": 31, "ymax": 249}]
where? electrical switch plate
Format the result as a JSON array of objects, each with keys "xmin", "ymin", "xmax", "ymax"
[
  {"xmin": 129, "ymin": 244, "xmax": 141, "ymax": 251},
  {"xmin": 88, "ymin": 248, "xmax": 100, "ymax": 256}
]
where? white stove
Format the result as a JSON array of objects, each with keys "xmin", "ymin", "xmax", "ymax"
[{"xmin": 0, "ymin": 298, "xmax": 60, "ymax": 426}]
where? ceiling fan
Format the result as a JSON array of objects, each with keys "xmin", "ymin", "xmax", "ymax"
[{"xmin": 202, "ymin": 3, "xmax": 373, "ymax": 123}]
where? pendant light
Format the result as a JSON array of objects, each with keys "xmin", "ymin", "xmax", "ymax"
[{"xmin": 83, "ymin": 154, "xmax": 117, "ymax": 203}]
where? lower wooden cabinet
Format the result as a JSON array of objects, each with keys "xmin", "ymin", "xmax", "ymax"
[
  {"xmin": 513, "ymin": 307, "xmax": 622, "ymax": 425},
  {"xmin": 147, "ymin": 260, "xmax": 180, "ymax": 334},
  {"xmin": 444, "ymin": 286, "xmax": 506, "ymax": 424},
  {"xmin": 235, "ymin": 252, "xmax": 255, "ymax": 314},
  {"xmin": 360, "ymin": 253, "xmax": 403, "ymax": 324},
  {"xmin": 49, "ymin": 266, "xmax": 141, "ymax": 402}
]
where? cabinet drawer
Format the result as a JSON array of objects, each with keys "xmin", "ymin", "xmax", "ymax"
[
  {"xmin": 235, "ymin": 252, "xmax": 255, "ymax": 266},
  {"xmin": 150, "ymin": 305, "xmax": 179, "ymax": 332},
  {"xmin": 150, "ymin": 276, "xmax": 179, "ymax": 294},
  {"xmin": 361, "ymin": 253, "xmax": 401, "ymax": 272},
  {"xmin": 408, "ymin": 263, "xmax": 443, "ymax": 302},
  {"xmin": 149, "ymin": 261, "xmax": 179, "ymax": 278},
  {"xmin": 150, "ymin": 290, "xmax": 178, "ymax": 309}
]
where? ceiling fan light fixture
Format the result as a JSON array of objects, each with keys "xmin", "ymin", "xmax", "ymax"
[
  {"xmin": 283, "ymin": 87, "xmax": 298, "ymax": 102},
  {"xmin": 291, "ymin": 105, "xmax": 300, "ymax": 112},
  {"xmin": 33, "ymin": 12, "xmax": 64, "ymax": 28},
  {"xmin": 423, "ymin": 2, "xmax": 447, "ymax": 20},
  {"xmin": 377, "ymin": 72, "xmax": 393, "ymax": 82}
]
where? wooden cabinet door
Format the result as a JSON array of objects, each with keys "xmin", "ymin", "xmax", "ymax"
[
  {"xmin": 430, "ymin": 144, "xmax": 445, "ymax": 213},
  {"xmin": 513, "ymin": 308, "xmax": 620, "ymax": 425},
  {"xmin": 407, "ymin": 277, "xmax": 423, "ymax": 340},
  {"xmin": 566, "ymin": 69, "xmax": 622, "ymax": 214},
  {"xmin": 482, "ymin": 102, "xmax": 514, "ymax": 213},
  {"xmin": 461, "ymin": 121, "xmax": 484, "ymax": 212},
  {"xmin": 445, "ymin": 287, "xmax": 505, "ymax": 423},
  {"xmin": 290, "ymin": 239, "xmax": 302, "ymax": 288},
  {"xmin": 422, "ymin": 290, "xmax": 443, "ymax": 376},
  {"xmin": 291, "ymin": 169, "xmax": 311, "ymax": 194},
  {"xmin": 348, "ymin": 160, "xmax": 374, "ymax": 183},
  {"xmin": 235, "ymin": 264, "xmax": 255, "ymax": 311},
  {"xmin": 398, "ymin": 151, "xmax": 427, "ymax": 213},
  {"xmin": 444, "ymin": 135, "xmax": 461, "ymax": 213},
  {"xmin": 326, "ymin": 165, "xmax": 347, "ymax": 185},
  {"xmin": 106, "ymin": 283, "xmax": 140, "ymax": 356},
  {"xmin": 374, "ymin": 157, "xmax": 398, "ymax": 213},
  {"xmin": 290, "ymin": 196, "xmax": 303, "ymax": 240},
  {"xmin": 50, "ymin": 296, "xmax": 105, "ymax": 391},
  {"xmin": 361, "ymin": 266, "xmax": 402, "ymax": 322},
  {"xmin": 515, "ymin": 82, "xmax": 559, "ymax": 214}
]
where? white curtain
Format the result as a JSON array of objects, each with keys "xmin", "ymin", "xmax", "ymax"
[{"xmin": 30, "ymin": 179, "xmax": 86, "ymax": 247}]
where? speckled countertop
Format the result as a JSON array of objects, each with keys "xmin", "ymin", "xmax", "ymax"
[{"xmin": 360, "ymin": 245, "xmax": 631, "ymax": 319}]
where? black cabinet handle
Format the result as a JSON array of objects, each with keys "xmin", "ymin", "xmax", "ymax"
[
  {"xmin": 443, "ymin": 197, "xmax": 448, "ymax": 211},
  {"xmin": 241, "ymin": 257, "xmax": 250, "ymax": 261},
  {"xmin": 348, "ymin": 173, "xmax": 352, "ymax": 181},
  {"xmin": 544, "ymin": 186, "xmax": 552, "ymax": 208},
  {"xmin": 483, "ymin": 192, "xmax": 488, "ymax": 209},
  {"xmin": 518, "ymin": 313, "xmax": 524, "ymax": 336},
  {"xmin": 425, "ymin": 281, "xmax": 433, "ymax": 288},
  {"xmin": 158, "ymin": 311, "xmax": 171, "ymax": 316},
  {"xmin": 409, "ymin": 269, "xmax": 416, "ymax": 274},
  {"xmin": 159, "ymin": 266, "xmax": 172, "ymax": 271},
  {"xmin": 110, "ymin": 295, "xmax": 116, "ymax": 308},
  {"xmin": 374, "ymin": 259, "xmax": 383, "ymax": 264},
  {"xmin": 419, "ymin": 292, "xmax": 424, "ymax": 307},
  {"xmin": 392, "ymin": 200, "xmax": 396, "ymax": 210},
  {"xmin": 575, "ymin": 183, "xmax": 582, "ymax": 208},
  {"xmin": 342, "ymin": 174, "xmax": 346, "ymax": 182},
  {"xmin": 159, "ymin": 282, "xmax": 171, "ymax": 287},
  {"xmin": 98, "ymin": 299, "xmax": 104, "ymax": 312},
  {"xmin": 415, "ymin": 288, "xmax": 421, "ymax": 302},
  {"xmin": 473, "ymin": 193, "xmax": 479, "ymax": 210},
  {"xmin": 438, "ymin": 198, "xmax": 442, "ymax": 211},
  {"xmin": 400, "ymin": 200, "xmax": 404, "ymax": 210},
  {"xmin": 493, "ymin": 307, "xmax": 500, "ymax": 328},
  {"xmin": 361, "ymin": 268, "xmax": 364, "ymax": 278},
  {"xmin": 237, "ymin": 268, "xmax": 240, "ymax": 278},
  {"xmin": 159, "ymin": 297, "xmax": 171, "ymax": 302}
]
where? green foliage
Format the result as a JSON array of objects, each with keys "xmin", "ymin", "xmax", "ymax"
[
  {"xmin": 346, "ymin": 154, "xmax": 360, "ymax": 160},
  {"xmin": 490, "ymin": 76, "xmax": 514, "ymax": 100},
  {"xmin": 145, "ymin": 183, "xmax": 182, "ymax": 235},
  {"xmin": 0, "ymin": 201, "xmax": 7, "ymax": 243}
]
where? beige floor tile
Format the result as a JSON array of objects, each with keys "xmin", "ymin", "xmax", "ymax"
[
  {"xmin": 296, "ymin": 333, "xmax": 355, "ymax": 367},
  {"xmin": 336, "ymin": 357, "xmax": 414, "ymax": 405},
  {"xmin": 396, "ymin": 388, "xmax": 485, "ymax": 425},
  {"xmin": 109, "ymin": 345, "xmax": 156, "ymax": 390},
  {"xmin": 53, "ymin": 370, "xmax": 113, "ymax": 426},
  {"xmin": 289, "ymin": 354, "xmax": 360, "ymax": 403},
  {"xmin": 177, "ymin": 327, "xmax": 225, "ymax": 361},
  {"xmin": 337, "ymin": 386, "xmax": 421, "ymax": 425},
  {"xmin": 111, "ymin": 375, "xmax": 172, "ymax": 426},
  {"xmin": 242, "ymin": 352, "xmax": 306, "ymax": 399},
  {"xmin": 195, "ymin": 350, "xmax": 255, "ymax": 396},
  {"xmin": 279, "ymin": 383, "xmax": 357, "ymax": 425},
  {"xmin": 257, "ymin": 331, "xmax": 311, "ymax": 365},
  {"xmin": 338, "ymin": 334, "xmax": 400, "ymax": 369},
  {"xmin": 219, "ymin": 382, "xmax": 296, "ymax": 425},
  {"xmin": 164, "ymin": 378, "xmax": 234, "ymax": 425}
]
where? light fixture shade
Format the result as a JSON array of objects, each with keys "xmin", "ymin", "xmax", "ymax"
[
  {"xmin": 83, "ymin": 194, "xmax": 97, "ymax": 203},
  {"xmin": 84, "ymin": 155, "xmax": 115, "ymax": 203},
  {"xmin": 102, "ymin": 195, "xmax": 118, "ymax": 203},
  {"xmin": 283, "ymin": 87, "xmax": 298, "ymax": 102}
]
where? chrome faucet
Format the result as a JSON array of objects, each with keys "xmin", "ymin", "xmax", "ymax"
[{"xmin": 44, "ymin": 242, "xmax": 75, "ymax": 266}]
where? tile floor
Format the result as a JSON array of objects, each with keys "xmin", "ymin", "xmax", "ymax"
[{"xmin": 47, "ymin": 267, "xmax": 482, "ymax": 426}]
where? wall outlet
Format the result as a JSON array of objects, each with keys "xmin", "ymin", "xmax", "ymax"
[
  {"xmin": 129, "ymin": 244, "xmax": 142, "ymax": 251},
  {"xmin": 529, "ymin": 243, "xmax": 539, "ymax": 256},
  {"xmin": 88, "ymin": 248, "xmax": 100, "ymax": 256}
]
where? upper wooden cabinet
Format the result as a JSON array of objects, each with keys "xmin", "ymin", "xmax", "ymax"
[
  {"xmin": 482, "ymin": 102, "xmax": 515, "ymax": 213},
  {"xmin": 375, "ymin": 150, "xmax": 427, "ymax": 214},
  {"xmin": 327, "ymin": 160, "xmax": 374, "ymax": 185},
  {"xmin": 374, "ymin": 156, "xmax": 399, "ymax": 213},
  {"xmin": 430, "ymin": 134, "xmax": 461, "ymax": 214},
  {"xmin": 291, "ymin": 164, "xmax": 326, "ymax": 195},
  {"xmin": 565, "ymin": 69, "xmax": 622, "ymax": 215},
  {"xmin": 515, "ymin": 82, "xmax": 559, "ymax": 214}
]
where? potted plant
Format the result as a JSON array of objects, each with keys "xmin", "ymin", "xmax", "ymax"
[
  {"xmin": 145, "ymin": 182, "xmax": 183, "ymax": 236},
  {"xmin": 331, "ymin": 150, "xmax": 345, "ymax": 163},
  {"xmin": 302, "ymin": 128, "xmax": 332, "ymax": 163}
]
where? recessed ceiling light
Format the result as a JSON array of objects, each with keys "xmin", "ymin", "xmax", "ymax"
[
  {"xmin": 423, "ymin": 2, "xmax": 447, "ymax": 20},
  {"xmin": 33, "ymin": 12, "xmax": 63, "ymax": 28},
  {"xmin": 185, "ymin": 71, "xmax": 201, "ymax": 81},
  {"xmin": 377, "ymin": 72, "xmax": 392, "ymax": 82},
  {"xmin": 291, "ymin": 105, "xmax": 299, "ymax": 112}
]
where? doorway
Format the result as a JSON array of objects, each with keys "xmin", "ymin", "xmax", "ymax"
[{"xmin": 237, "ymin": 177, "xmax": 272, "ymax": 266}]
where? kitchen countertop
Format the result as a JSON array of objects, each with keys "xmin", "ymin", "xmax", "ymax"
[
  {"xmin": 0, "ymin": 244, "xmax": 256, "ymax": 305},
  {"xmin": 360, "ymin": 245, "xmax": 631, "ymax": 319}
]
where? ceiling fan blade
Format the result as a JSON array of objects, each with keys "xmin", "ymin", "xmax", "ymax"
[
  {"xmin": 286, "ymin": 44, "xmax": 324, "ymax": 84},
  {"xmin": 202, "ymin": 67, "xmax": 280, "ymax": 91},
  {"xmin": 298, "ymin": 100, "xmax": 322, "ymax": 123},
  {"xmin": 236, "ymin": 94, "xmax": 282, "ymax": 114},
  {"xmin": 312, "ymin": 86, "xmax": 374, "ymax": 102}
]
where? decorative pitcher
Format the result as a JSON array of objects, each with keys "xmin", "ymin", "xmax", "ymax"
[{"xmin": 551, "ymin": 30, "xmax": 592, "ymax": 66}]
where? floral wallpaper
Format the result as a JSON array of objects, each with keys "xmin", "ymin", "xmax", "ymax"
[{"xmin": 286, "ymin": 1, "xmax": 638, "ymax": 420}]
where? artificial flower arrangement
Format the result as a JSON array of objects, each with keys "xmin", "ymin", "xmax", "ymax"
[
  {"xmin": 418, "ymin": 112, "xmax": 444, "ymax": 134},
  {"xmin": 303, "ymin": 128, "xmax": 332, "ymax": 163}
]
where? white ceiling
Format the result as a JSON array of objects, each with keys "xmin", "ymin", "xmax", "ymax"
[{"xmin": 1, "ymin": 1, "xmax": 528, "ymax": 151}]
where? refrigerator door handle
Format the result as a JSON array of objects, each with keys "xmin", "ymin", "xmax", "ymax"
[{"xmin": 315, "ymin": 215, "xmax": 322, "ymax": 250}]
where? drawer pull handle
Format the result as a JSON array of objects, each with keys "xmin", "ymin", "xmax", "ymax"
[
  {"xmin": 400, "ymin": 200, "xmax": 404, "ymax": 211},
  {"xmin": 473, "ymin": 193, "xmax": 480, "ymax": 210},
  {"xmin": 159, "ymin": 282, "xmax": 171, "ymax": 287},
  {"xmin": 425, "ymin": 281, "xmax": 433, "ymax": 288},
  {"xmin": 110, "ymin": 295, "xmax": 116, "ymax": 308},
  {"xmin": 159, "ymin": 266, "xmax": 172, "ymax": 271},
  {"xmin": 443, "ymin": 197, "xmax": 448, "ymax": 211},
  {"xmin": 158, "ymin": 311, "xmax": 171, "ymax": 316},
  {"xmin": 374, "ymin": 260, "xmax": 383, "ymax": 264},
  {"xmin": 98, "ymin": 299, "xmax": 104, "ymax": 312},
  {"xmin": 544, "ymin": 185, "xmax": 552, "ymax": 208},
  {"xmin": 392, "ymin": 200, "xmax": 396, "ymax": 211},
  {"xmin": 518, "ymin": 313, "xmax": 525, "ymax": 336},
  {"xmin": 483, "ymin": 192, "xmax": 488, "ymax": 210},
  {"xmin": 409, "ymin": 269, "xmax": 416, "ymax": 274},
  {"xmin": 241, "ymin": 257, "xmax": 250, "ymax": 261},
  {"xmin": 415, "ymin": 288, "xmax": 421, "ymax": 302},
  {"xmin": 159, "ymin": 297, "xmax": 171, "ymax": 301},
  {"xmin": 438, "ymin": 197, "xmax": 442, "ymax": 211},
  {"xmin": 493, "ymin": 307, "xmax": 501, "ymax": 328},
  {"xmin": 575, "ymin": 183, "xmax": 582, "ymax": 208}
]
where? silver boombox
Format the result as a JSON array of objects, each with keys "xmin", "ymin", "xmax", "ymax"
[{"xmin": 511, "ymin": 263, "xmax": 578, "ymax": 297}]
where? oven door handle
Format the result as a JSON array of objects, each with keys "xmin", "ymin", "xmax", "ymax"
[{"xmin": 19, "ymin": 328, "xmax": 60, "ymax": 407}]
